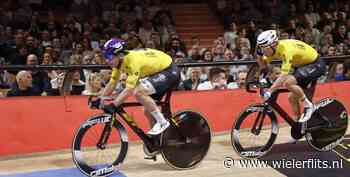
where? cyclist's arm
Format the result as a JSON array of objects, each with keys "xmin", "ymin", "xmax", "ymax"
[
  {"xmin": 112, "ymin": 65, "xmax": 141, "ymax": 107},
  {"xmin": 255, "ymin": 47, "xmax": 269, "ymax": 72},
  {"xmin": 101, "ymin": 68, "xmax": 120, "ymax": 96},
  {"xmin": 269, "ymin": 52, "xmax": 293, "ymax": 93}
]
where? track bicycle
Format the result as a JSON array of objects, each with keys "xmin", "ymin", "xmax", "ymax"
[
  {"xmin": 72, "ymin": 91, "xmax": 211, "ymax": 176},
  {"xmin": 231, "ymin": 65, "xmax": 348, "ymax": 159}
]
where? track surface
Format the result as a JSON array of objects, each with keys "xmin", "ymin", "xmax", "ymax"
[{"xmin": 0, "ymin": 125, "xmax": 349, "ymax": 177}]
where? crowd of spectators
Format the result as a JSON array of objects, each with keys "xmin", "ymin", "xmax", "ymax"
[{"xmin": 0, "ymin": 0, "xmax": 350, "ymax": 97}]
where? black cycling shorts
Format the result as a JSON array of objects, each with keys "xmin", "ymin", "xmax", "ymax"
[
  {"xmin": 139, "ymin": 63, "xmax": 180, "ymax": 101},
  {"xmin": 293, "ymin": 58, "xmax": 326, "ymax": 88}
]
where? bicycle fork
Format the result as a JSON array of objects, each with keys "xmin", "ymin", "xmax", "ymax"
[
  {"xmin": 96, "ymin": 115, "xmax": 116, "ymax": 149},
  {"xmin": 251, "ymin": 109, "xmax": 267, "ymax": 135}
]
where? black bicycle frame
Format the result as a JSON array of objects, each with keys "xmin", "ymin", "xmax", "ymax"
[
  {"xmin": 264, "ymin": 80, "xmax": 317, "ymax": 127},
  {"xmin": 110, "ymin": 91, "xmax": 174, "ymax": 152}
]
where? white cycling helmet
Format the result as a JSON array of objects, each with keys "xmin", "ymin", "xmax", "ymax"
[{"xmin": 257, "ymin": 30, "xmax": 278, "ymax": 47}]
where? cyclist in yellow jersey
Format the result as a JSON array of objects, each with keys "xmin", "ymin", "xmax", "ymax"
[
  {"xmin": 100, "ymin": 38, "xmax": 180, "ymax": 135},
  {"xmin": 256, "ymin": 30, "xmax": 326, "ymax": 125}
]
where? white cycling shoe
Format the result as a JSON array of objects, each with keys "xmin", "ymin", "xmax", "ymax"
[
  {"xmin": 147, "ymin": 121, "xmax": 170, "ymax": 135},
  {"xmin": 298, "ymin": 104, "xmax": 316, "ymax": 123}
]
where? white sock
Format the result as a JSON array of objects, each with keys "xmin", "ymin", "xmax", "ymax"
[
  {"xmin": 302, "ymin": 96, "xmax": 313, "ymax": 108},
  {"xmin": 150, "ymin": 111, "xmax": 167, "ymax": 124}
]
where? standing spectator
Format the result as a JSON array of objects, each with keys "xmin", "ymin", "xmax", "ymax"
[
  {"xmin": 224, "ymin": 22, "xmax": 239, "ymax": 50},
  {"xmin": 138, "ymin": 20, "xmax": 155, "ymax": 44},
  {"xmin": 333, "ymin": 24, "xmax": 347, "ymax": 44},
  {"xmin": 7, "ymin": 71, "xmax": 41, "ymax": 97}
]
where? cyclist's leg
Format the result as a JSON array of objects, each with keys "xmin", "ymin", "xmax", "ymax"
[
  {"xmin": 134, "ymin": 85, "xmax": 169, "ymax": 135},
  {"xmin": 288, "ymin": 92, "xmax": 301, "ymax": 119},
  {"xmin": 135, "ymin": 64, "xmax": 180, "ymax": 135},
  {"xmin": 292, "ymin": 58, "xmax": 327, "ymax": 122}
]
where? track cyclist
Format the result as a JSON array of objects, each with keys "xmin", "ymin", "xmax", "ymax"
[
  {"xmin": 255, "ymin": 30, "xmax": 327, "ymax": 135},
  {"xmin": 100, "ymin": 38, "xmax": 180, "ymax": 135}
]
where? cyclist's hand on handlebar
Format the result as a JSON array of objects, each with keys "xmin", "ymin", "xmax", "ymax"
[
  {"xmin": 101, "ymin": 103, "xmax": 121, "ymax": 114},
  {"xmin": 261, "ymin": 90, "xmax": 272, "ymax": 101},
  {"xmin": 89, "ymin": 97, "xmax": 102, "ymax": 109}
]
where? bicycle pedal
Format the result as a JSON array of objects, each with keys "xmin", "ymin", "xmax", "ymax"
[{"xmin": 144, "ymin": 155, "xmax": 157, "ymax": 161}]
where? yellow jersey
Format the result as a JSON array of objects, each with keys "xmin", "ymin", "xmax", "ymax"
[
  {"xmin": 110, "ymin": 48, "xmax": 172, "ymax": 88},
  {"xmin": 263, "ymin": 39, "xmax": 319, "ymax": 74}
]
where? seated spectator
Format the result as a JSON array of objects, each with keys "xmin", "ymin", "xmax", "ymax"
[
  {"xmin": 212, "ymin": 44, "xmax": 225, "ymax": 61},
  {"xmin": 179, "ymin": 67, "xmax": 202, "ymax": 90},
  {"xmin": 93, "ymin": 49, "xmax": 107, "ymax": 65},
  {"xmin": 82, "ymin": 72, "xmax": 103, "ymax": 95},
  {"xmin": 115, "ymin": 73, "xmax": 128, "ymax": 94},
  {"xmin": 197, "ymin": 67, "xmax": 227, "ymax": 90},
  {"xmin": 334, "ymin": 63, "xmax": 346, "ymax": 81},
  {"xmin": 71, "ymin": 71, "xmax": 85, "ymax": 95},
  {"xmin": 27, "ymin": 54, "xmax": 51, "ymax": 94},
  {"xmin": 223, "ymin": 49, "xmax": 236, "ymax": 61},
  {"xmin": 100, "ymin": 69, "xmax": 112, "ymax": 87},
  {"xmin": 239, "ymin": 46, "xmax": 253, "ymax": 60},
  {"xmin": 344, "ymin": 60, "xmax": 350, "ymax": 80},
  {"xmin": 268, "ymin": 66, "xmax": 282, "ymax": 83},
  {"xmin": 201, "ymin": 49, "xmax": 213, "ymax": 62},
  {"xmin": 7, "ymin": 71, "xmax": 41, "ymax": 97},
  {"xmin": 49, "ymin": 71, "xmax": 65, "ymax": 96},
  {"xmin": 173, "ymin": 51, "xmax": 186, "ymax": 63},
  {"xmin": 187, "ymin": 44, "xmax": 201, "ymax": 61},
  {"xmin": 227, "ymin": 70, "xmax": 248, "ymax": 89}
]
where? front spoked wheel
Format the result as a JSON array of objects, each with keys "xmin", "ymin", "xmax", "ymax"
[
  {"xmin": 232, "ymin": 104, "xmax": 278, "ymax": 159},
  {"xmin": 306, "ymin": 98, "xmax": 348, "ymax": 151},
  {"xmin": 72, "ymin": 114, "xmax": 128, "ymax": 177},
  {"xmin": 160, "ymin": 110, "xmax": 211, "ymax": 169}
]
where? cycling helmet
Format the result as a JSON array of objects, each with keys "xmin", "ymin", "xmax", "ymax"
[
  {"xmin": 102, "ymin": 38, "xmax": 127, "ymax": 61},
  {"xmin": 257, "ymin": 30, "xmax": 278, "ymax": 47}
]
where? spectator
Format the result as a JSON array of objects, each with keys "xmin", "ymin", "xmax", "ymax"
[
  {"xmin": 212, "ymin": 44, "xmax": 225, "ymax": 61},
  {"xmin": 180, "ymin": 67, "xmax": 202, "ymax": 90},
  {"xmin": 187, "ymin": 45, "xmax": 201, "ymax": 61},
  {"xmin": 224, "ymin": 22, "xmax": 238, "ymax": 49},
  {"xmin": 7, "ymin": 71, "xmax": 41, "ymax": 97},
  {"xmin": 138, "ymin": 20, "xmax": 155, "ymax": 44},
  {"xmin": 82, "ymin": 72, "xmax": 103, "ymax": 95},
  {"xmin": 197, "ymin": 67, "xmax": 227, "ymax": 90},
  {"xmin": 227, "ymin": 70, "xmax": 247, "ymax": 89},
  {"xmin": 100, "ymin": 69, "xmax": 112, "ymax": 87},
  {"xmin": 333, "ymin": 63, "xmax": 346, "ymax": 81},
  {"xmin": 8, "ymin": 45, "xmax": 28, "ymax": 65},
  {"xmin": 343, "ymin": 60, "xmax": 350, "ymax": 80},
  {"xmin": 268, "ymin": 66, "xmax": 282, "ymax": 82},
  {"xmin": 42, "ymin": 52, "xmax": 53, "ymax": 65},
  {"xmin": 71, "ymin": 71, "xmax": 85, "ymax": 95},
  {"xmin": 49, "ymin": 71, "xmax": 65, "ymax": 96},
  {"xmin": 201, "ymin": 49, "xmax": 213, "ymax": 62},
  {"xmin": 333, "ymin": 24, "xmax": 347, "ymax": 44},
  {"xmin": 40, "ymin": 30, "xmax": 51, "ymax": 48},
  {"xmin": 27, "ymin": 54, "xmax": 51, "ymax": 94}
]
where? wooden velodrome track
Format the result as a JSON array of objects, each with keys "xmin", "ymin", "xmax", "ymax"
[{"xmin": 0, "ymin": 125, "xmax": 349, "ymax": 177}]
